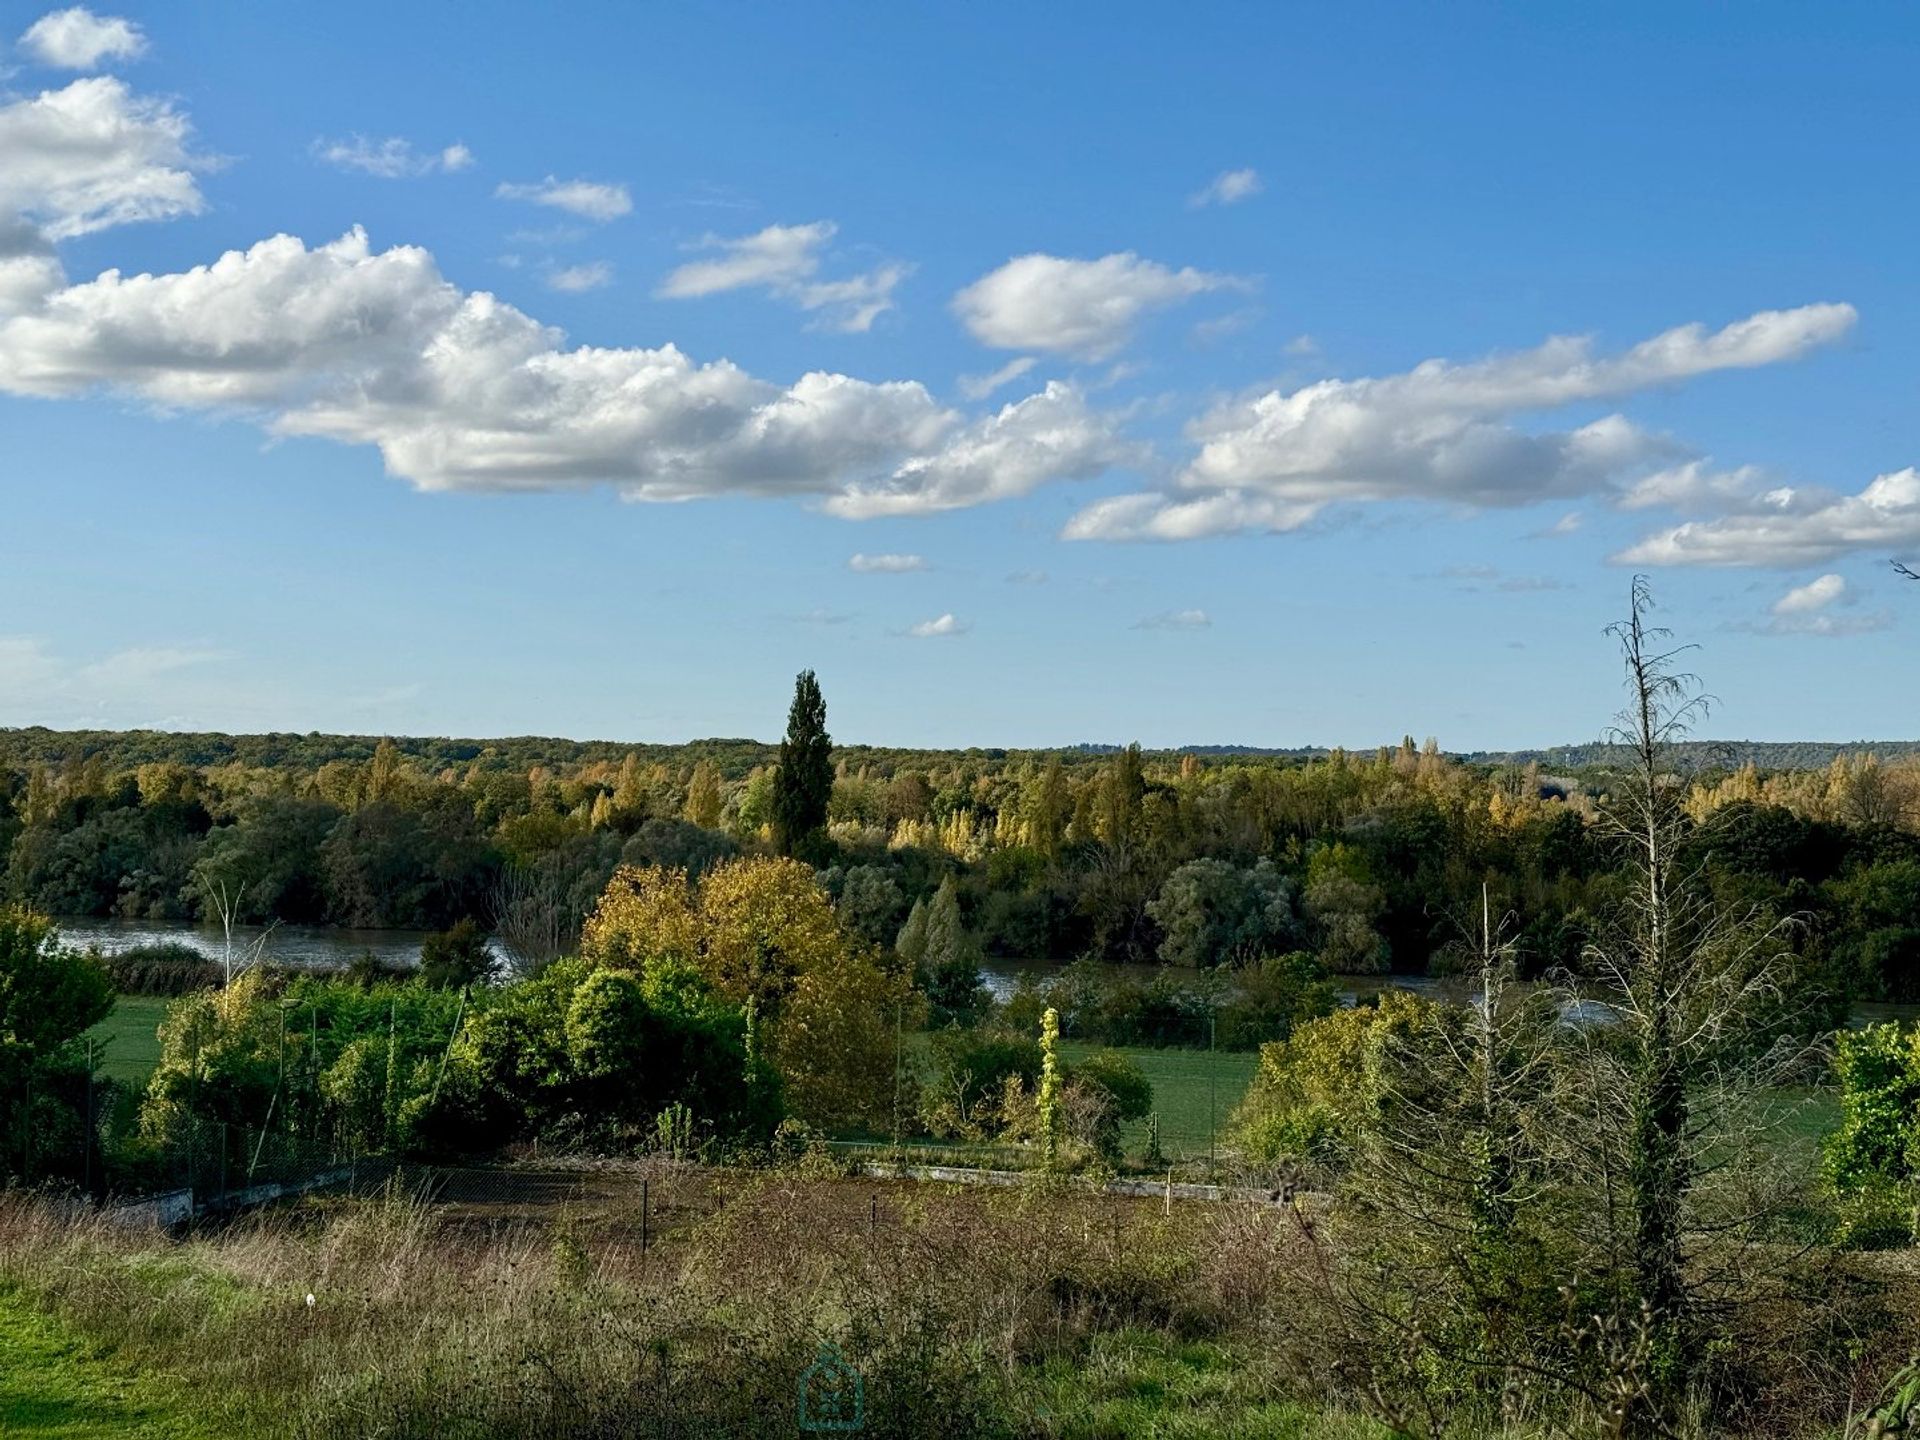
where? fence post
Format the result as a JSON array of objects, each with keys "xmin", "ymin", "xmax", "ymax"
[
  {"xmin": 84, "ymin": 1038, "xmax": 94, "ymax": 1197},
  {"xmin": 1208, "ymin": 1010, "xmax": 1218, "ymax": 1182}
]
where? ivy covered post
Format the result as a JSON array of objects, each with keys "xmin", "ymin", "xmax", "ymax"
[{"xmin": 1038, "ymin": 1006, "xmax": 1062, "ymax": 1170}]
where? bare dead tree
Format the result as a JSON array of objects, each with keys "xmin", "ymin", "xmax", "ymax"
[
  {"xmin": 1563, "ymin": 577, "xmax": 1818, "ymax": 1430},
  {"xmin": 489, "ymin": 861, "xmax": 572, "ymax": 976},
  {"xmin": 200, "ymin": 873, "xmax": 278, "ymax": 987}
]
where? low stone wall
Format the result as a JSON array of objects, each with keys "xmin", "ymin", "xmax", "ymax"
[
  {"xmin": 857, "ymin": 1160, "xmax": 1291, "ymax": 1204},
  {"xmin": 103, "ymin": 1187, "xmax": 193, "ymax": 1230}
]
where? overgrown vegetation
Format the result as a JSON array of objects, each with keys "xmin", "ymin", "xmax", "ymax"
[{"xmin": 3, "ymin": 607, "xmax": 1920, "ymax": 1435}]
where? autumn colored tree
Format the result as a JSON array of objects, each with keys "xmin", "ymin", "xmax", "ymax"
[{"xmin": 683, "ymin": 760, "xmax": 725, "ymax": 829}]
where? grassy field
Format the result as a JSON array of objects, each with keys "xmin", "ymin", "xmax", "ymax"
[
  {"xmin": 1058, "ymin": 1039, "xmax": 1259, "ymax": 1161},
  {"xmin": 85, "ymin": 997, "xmax": 171, "ymax": 1090},
  {"xmin": 0, "ymin": 1290, "xmax": 215, "ymax": 1438}
]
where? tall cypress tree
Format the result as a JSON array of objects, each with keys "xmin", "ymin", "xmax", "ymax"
[{"xmin": 772, "ymin": 669, "xmax": 833, "ymax": 856}]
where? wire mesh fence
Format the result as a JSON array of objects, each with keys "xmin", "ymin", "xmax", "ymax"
[{"xmin": 7, "ymin": 978, "xmax": 1272, "ymax": 1223}]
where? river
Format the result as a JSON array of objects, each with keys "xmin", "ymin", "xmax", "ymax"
[{"xmin": 49, "ymin": 918, "xmax": 1918, "ymax": 1025}]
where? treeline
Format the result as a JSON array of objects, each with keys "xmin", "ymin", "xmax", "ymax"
[{"xmin": 3, "ymin": 719, "xmax": 1920, "ymax": 1002}]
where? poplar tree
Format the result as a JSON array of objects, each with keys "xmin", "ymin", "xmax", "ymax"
[
  {"xmin": 684, "ymin": 759, "xmax": 725, "ymax": 829},
  {"xmin": 772, "ymin": 670, "xmax": 833, "ymax": 857}
]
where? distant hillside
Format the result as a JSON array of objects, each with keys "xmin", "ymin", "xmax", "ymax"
[
  {"xmin": 2, "ymin": 727, "xmax": 1915, "ymax": 777},
  {"xmin": 1454, "ymin": 740, "xmax": 1920, "ymax": 772}
]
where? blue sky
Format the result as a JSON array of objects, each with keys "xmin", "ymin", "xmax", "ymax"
[{"xmin": 2, "ymin": 2, "xmax": 1917, "ymax": 749}]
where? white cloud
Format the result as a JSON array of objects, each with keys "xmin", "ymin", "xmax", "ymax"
[
  {"xmin": 952, "ymin": 251, "xmax": 1243, "ymax": 359},
  {"xmin": 958, "ymin": 355, "xmax": 1037, "ymax": 400},
  {"xmin": 1615, "ymin": 460, "xmax": 1785, "ymax": 512},
  {"xmin": 19, "ymin": 8, "xmax": 146, "ymax": 69},
  {"xmin": 545, "ymin": 261, "xmax": 612, "ymax": 293},
  {"xmin": 313, "ymin": 135, "xmax": 475, "ymax": 179},
  {"xmin": 848, "ymin": 553, "xmax": 926, "ymax": 573},
  {"xmin": 0, "ymin": 76, "xmax": 207, "ymax": 249},
  {"xmin": 1064, "ymin": 304, "xmax": 1855, "ymax": 542},
  {"xmin": 494, "ymin": 176, "xmax": 631, "ymax": 222},
  {"xmin": 1006, "ymin": 569, "xmax": 1048, "ymax": 584},
  {"xmin": 0, "ymin": 228, "xmax": 1124, "ymax": 517},
  {"xmin": 659, "ymin": 221, "xmax": 831, "ymax": 297},
  {"xmin": 1189, "ymin": 168, "xmax": 1261, "ymax": 208},
  {"xmin": 1729, "ymin": 573, "xmax": 1893, "ymax": 636},
  {"xmin": 1063, "ymin": 490, "xmax": 1319, "ymax": 542},
  {"xmin": 1133, "ymin": 608, "xmax": 1211, "ymax": 630},
  {"xmin": 825, "ymin": 382, "xmax": 1137, "ymax": 518},
  {"xmin": 0, "ymin": 218, "xmax": 64, "ymax": 316},
  {"xmin": 1774, "ymin": 573, "xmax": 1846, "ymax": 615},
  {"xmin": 1617, "ymin": 469, "xmax": 1920, "ymax": 569},
  {"xmin": 907, "ymin": 613, "xmax": 968, "ymax": 637},
  {"xmin": 657, "ymin": 221, "xmax": 908, "ymax": 333}
]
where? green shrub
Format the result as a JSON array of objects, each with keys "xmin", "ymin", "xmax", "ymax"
[{"xmin": 1230, "ymin": 991, "xmax": 1440, "ymax": 1170}]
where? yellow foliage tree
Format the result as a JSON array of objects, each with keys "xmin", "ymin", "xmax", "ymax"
[
  {"xmin": 776, "ymin": 943, "xmax": 917, "ymax": 1131},
  {"xmin": 580, "ymin": 865, "xmax": 700, "ymax": 970},
  {"xmin": 683, "ymin": 759, "xmax": 725, "ymax": 829},
  {"xmin": 696, "ymin": 856, "xmax": 846, "ymax": 1014},
  {"xmin": 580, "ymin": 857, "xmax": 917, "ymax": 1130}
]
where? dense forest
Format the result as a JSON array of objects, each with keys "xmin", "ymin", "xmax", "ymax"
[{"xmin": 5, "ymin": 710, "xmax": 1919, "ymax": 1006}]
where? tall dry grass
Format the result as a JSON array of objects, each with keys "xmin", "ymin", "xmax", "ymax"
[{"xmin": 0, "ymin": 1171, "xmax": 1907, "ymax": 1437}]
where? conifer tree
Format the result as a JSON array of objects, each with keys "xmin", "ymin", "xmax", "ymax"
[
  {"xmin": 772, "ymin": 670, "xmax": 833, "ymax": 857},
  {"xmin": 912, "ymin": 878, "xmax": 988, "ymax": 1026}
]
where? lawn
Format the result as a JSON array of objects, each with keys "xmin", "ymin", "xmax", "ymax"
[
  {"xmin": 873, "ymin": 1032, "xmax": 1261, "ymax": 1170},
  {"xmin": 1058, "ymin": 1039, "xmax": 1259, "ymax": 1162},
  {"xmin": 85, "ymin": 997, "xmax": 171, "ymax": 1090},
  {"xmin": 0, "ymin": 1291, "xmax": 215, "ymax": 1438}
]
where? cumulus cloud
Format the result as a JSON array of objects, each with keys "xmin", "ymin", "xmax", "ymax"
[
  {"xmin": 313, "ymin": 135, "xmax": 474, "ymax": 178},
  {"xmin": 907, "ymin": 613, "xmax": 968, "ymax": 637},
  {"xmin": 0, "ymin": 228, "xmax": 1129, "ymax": 516},
  {"xmin": 848, "ymin": 553, "xmax": 926, "ymax": 573},
  {"xmin": 957, "ymin": 355, "xmax": 1036, "ymax": 400},
  {"xmin": 1133, "ymin": 608, "xmax": 1211, "ymax": 630},
  {"xmin": 1063, "ymin": 304, "xmax": 1855, "ymax": 542},
  {"xmin": 545, "ymin": 261, "xmax": 611, "ymax": 293},
  {"xmin": 1617, "ymin": 468, "xmax": 1920, "ymax": 569},
  {"xmin": 1062, "ymin": 490, "xmax": 1319, "ymax": 542},
  {"xmin": 1775, "ymin": 573, "xmax": 1846, "ymax": 615},
  {"xmin": 657, "ymin": 221, "xmax": 908, "ymax": 333},
  {"xmin": 1189, "ymin": 168, "xmax": 1261, "ymax": 207},
  {"xmin": 1537, "ymin": 511, "xmax": 1583, "ymax": 537},
  {"xmin": 494, "ymin": 176, "xmax": 631, "ymax": 222},
  {"xmin": 824, "ymin": 382, "xmax": 1139, "ymax": 518},
  {"xmin": 19, "ymin": 7, "xmax": 145, "ymax": 69},
  {"xmin": 0, "ymin": 76, "xmax": 208, "ymax": 247},
  {"xmin": 952, "ymin": 251, "xmax": 1243, "ymax": 359},
  {"xmin": 1728, "ymin": 573, "xmax": 1893, "ymax": 636}
]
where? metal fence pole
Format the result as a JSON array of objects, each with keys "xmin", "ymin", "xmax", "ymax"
[
  {"xmin": 84, "ymin": 1038, "xmax": 94, "ymax": 1196},
  {"xmin": 1208, "ymin": 1011, "xmax": 1218, "ymax": 1182}
]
